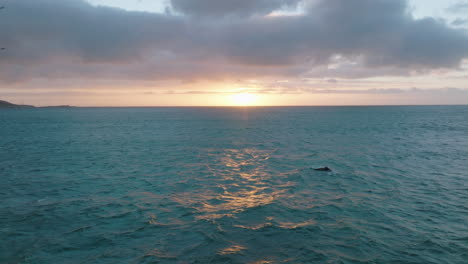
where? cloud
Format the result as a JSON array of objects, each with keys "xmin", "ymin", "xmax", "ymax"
[
  {"xmin": 446, "ymin": 1, "xmax": 468, "ymax": 14},
  {"xmin": 1, "ymin": 0, "xmax": 468, "ymax": 85},
  {"xmin": 452, "ymin": 18, "xmax": 468, "ymax": 26},
  {"xmin": 297, "ymin": 87, "xmax": 468, "ymax": 95},
  {"xmin": 154, "ymin": 87, "xmax": 468, "ymax": 95},
  {"xmin": 1, "ymin": 0, "xmax": 185, "ymax": 64},
  {"xmin": 170, "ymin": 0, "xmax": 301, "ymax": 17}
]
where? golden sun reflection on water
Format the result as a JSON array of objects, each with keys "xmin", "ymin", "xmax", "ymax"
[
  {"xmin": 168, "ymin": 147, "xmax": 316, "ymax": 234},
  {"xmin": 196, "ymin": 148, "xmax": 285, "ymax": 220},
  {"xmin": 169, "ymin": 148, "xmax": 286, "ymax": 220},
  {"xmin": 218, "ymin": 245, "xmax": 247, "ymax": 255}
]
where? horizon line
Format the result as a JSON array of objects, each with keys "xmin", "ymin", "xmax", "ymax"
[{"xmin": 31, "ymin": 104, "xmax": 468, "ymax": 108}]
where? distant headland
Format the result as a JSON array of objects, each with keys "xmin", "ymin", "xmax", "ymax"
[{"xmin": 0, "ymin": 99, "xmax": 74, "ymax": 109}]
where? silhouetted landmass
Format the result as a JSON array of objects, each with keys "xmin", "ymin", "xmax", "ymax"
[
  {"xmin": 40, "ymin": 105, "xmax": 74, "ymax": 109},
  {"xmin": 0, "ymin": 99, "xmax": 74, "ymax": 109},
  {"xmin": 0, "ymin": 100, "xmax": 35, "ymax": 109}
]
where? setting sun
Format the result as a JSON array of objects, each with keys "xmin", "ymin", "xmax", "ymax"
[{"xmin": 230, "ymin": 93, "xmax": 258, "ymax": 106}]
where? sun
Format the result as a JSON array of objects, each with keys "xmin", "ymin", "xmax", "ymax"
[{"xmin": 231, "ymin": 93, "xmax": 258, "ymax": 106}]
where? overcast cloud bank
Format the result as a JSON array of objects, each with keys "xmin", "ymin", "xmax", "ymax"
[{"xmin": 1, "ymin": 0, "xmax": 468, "ymax": 90}]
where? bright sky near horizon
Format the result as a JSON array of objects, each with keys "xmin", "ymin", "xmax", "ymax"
[
  {"xmin": 87, "ymin": 0, "xmax": 167, "ymax": 13},
  {"xmin": 1, "ymin": 0, "xmax": 468, "ymax": 106}
]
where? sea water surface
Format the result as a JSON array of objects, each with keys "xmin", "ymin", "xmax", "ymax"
[{"xmin": 1, "ymin": 106, "xmax": 467, "ymax": 263}]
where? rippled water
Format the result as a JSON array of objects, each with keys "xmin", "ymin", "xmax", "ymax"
[{"xmin": 1, "ymin": 106, "xmax": 467, "ymax": 263}]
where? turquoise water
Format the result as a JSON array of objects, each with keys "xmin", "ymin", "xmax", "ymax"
[{"xmin": 1, "ymin": 106, "xmax": 467, "ymax": 263}]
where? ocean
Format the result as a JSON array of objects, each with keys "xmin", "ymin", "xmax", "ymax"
[{"xmin": 1, "ymin": 106, "xmax": 467, "ymax": 263}]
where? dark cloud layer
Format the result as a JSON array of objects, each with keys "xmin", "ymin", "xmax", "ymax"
[
  {"xmin": 171, "ymin": 0, "xmax": 301, "ymax": 17},
  {"xmin": 1, "ymin": 0, "xmax": 468, "ymax": 84}
]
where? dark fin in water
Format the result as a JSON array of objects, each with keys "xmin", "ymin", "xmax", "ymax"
[{"xmin": 314, "ymin": 167, "xmax": 331, "ymax": 172}]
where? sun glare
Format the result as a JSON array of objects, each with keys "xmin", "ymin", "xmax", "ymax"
[{"xmin": 231, "ymin": 93, "xmax": 258, "ymax": 106}]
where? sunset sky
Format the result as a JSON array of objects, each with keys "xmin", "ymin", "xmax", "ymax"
[{"xmin": 1, "ymin": 0, "xmax": 468, "ymax": 106}]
